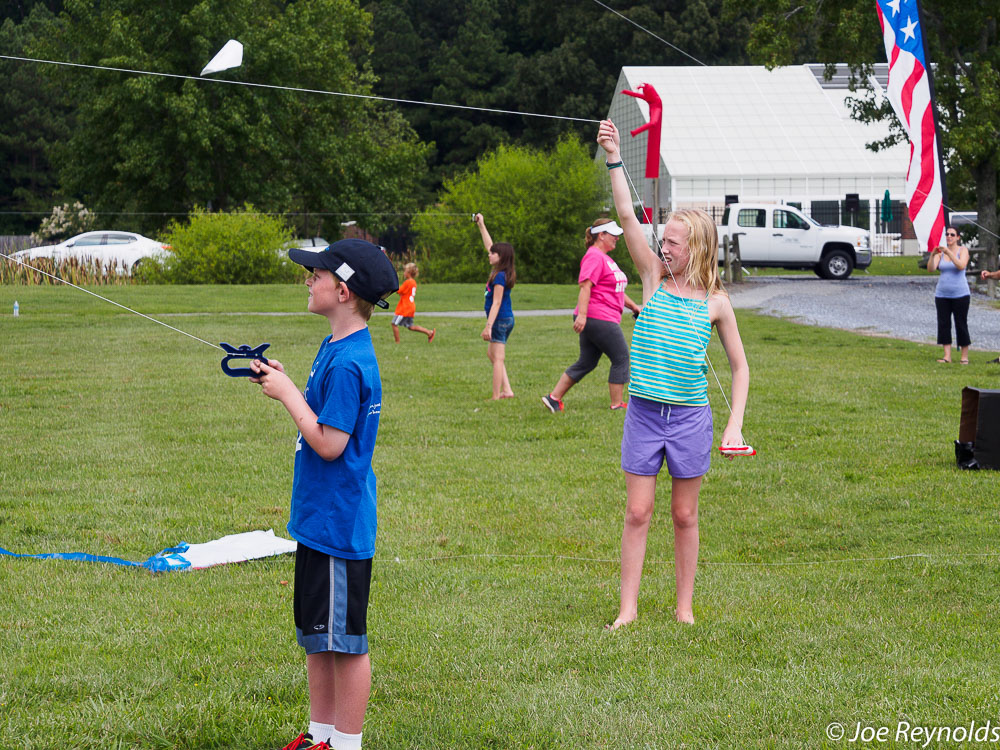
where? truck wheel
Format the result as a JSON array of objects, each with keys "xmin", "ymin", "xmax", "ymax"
[{"xmin": 820, "ymin": 250, "xmax": 853, "ymax": 280}]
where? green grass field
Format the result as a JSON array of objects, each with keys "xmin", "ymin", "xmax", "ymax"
[{"xmin": 2, "ymin": 283, "xmax": 999, "ymax": 749}]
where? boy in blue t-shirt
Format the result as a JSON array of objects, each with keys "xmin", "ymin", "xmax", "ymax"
[{"xmin": 251, "ymin": 239, "xmax": 399, "ymax": 750}]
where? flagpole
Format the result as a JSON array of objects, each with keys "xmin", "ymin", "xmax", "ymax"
[{"xmin": 916, "ymin": 0, "xmax": 949, "ymax": 228}]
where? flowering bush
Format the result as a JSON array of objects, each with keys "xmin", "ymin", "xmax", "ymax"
[{"xmin": 30, "ymin": 202, "xmax": 97, "ymax": 245}]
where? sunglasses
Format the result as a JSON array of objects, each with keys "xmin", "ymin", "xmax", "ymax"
[{"xmin": 946, "ymin": 232, "xmax": 958, "ymax": 237}]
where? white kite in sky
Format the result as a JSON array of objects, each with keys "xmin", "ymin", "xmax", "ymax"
[{"xmin": 200, "ymin": 40, "xmax": 243, "ymax": 76}]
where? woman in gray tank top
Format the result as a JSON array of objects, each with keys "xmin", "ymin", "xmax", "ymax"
[{"xmin": 928, "ymin": 227, "xmax": 971, "ymax": 364}]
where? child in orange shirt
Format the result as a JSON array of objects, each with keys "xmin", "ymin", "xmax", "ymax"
[{"xmin": 392, "ymin": 263, "xmax": 435, "ymax": 343}]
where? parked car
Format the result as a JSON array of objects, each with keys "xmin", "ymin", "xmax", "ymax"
[
  {"xmin": 286, "ymin": 237, "xmax": 329, "ymax": 250},
  {"xmin": 278, "ymin": 237, "xmax": 328, "ymax": 262},
  {"xmin": 13, "ymin": 231, "xmax": 171, "ymax": 274},
  {"xmin": 718, "ymin": 204, "xmax": 872, "ymax": 280}
]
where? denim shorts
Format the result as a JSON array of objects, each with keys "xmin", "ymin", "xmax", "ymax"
[
  {"xmin": 621, "ymin": 395, "xmax": 713, "ymax": 479},
  {"xmin": 490, "ymin": 316, "xmax": 514, "ymax": 344}
]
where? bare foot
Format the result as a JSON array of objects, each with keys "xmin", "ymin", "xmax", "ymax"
[
  {"xmin": 675, "ymin": 611, "xmax": 695, "ymax": 624},
  {"xmin": 500, "ymin": 392, "xmax": 515, "ymax": 399},
  {"xmin": 428, "ymin": 329, "xmax": 436, "ymax": 342},
  {"xmin": 604, "ymin": 616, "xmax": 635, "ymax": 631}
]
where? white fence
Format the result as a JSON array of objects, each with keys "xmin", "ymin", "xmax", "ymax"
[{"xmin": 871, "ymin": 233, "xmax": 902, "ymax": 256}]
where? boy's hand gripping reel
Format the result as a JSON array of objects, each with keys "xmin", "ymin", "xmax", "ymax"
[{"xmin": 220, "ymin": 342, "xmax": 271, "ymax": 377}]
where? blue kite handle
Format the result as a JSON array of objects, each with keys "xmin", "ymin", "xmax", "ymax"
[{"xmin": 220, "ymin": 342, "xmax": 271, "ymax": 377}]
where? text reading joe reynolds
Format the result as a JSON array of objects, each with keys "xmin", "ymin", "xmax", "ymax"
[{"xmin": 826, "ymin": 721, "xmax": 1000, "ymax": 746}]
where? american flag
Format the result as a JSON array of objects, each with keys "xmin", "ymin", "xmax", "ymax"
[{"xmin": 876, "ymin": 0, "xmax": 946, "ymax": 252}]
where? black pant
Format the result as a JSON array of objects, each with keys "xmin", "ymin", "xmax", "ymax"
[
  {"xmin": 935, "ymin": 295, "xmax": 971, "ymax": 347},
  {"xmin": 565, "ymin": 316, "xmax": 630, "ymax": 384}
]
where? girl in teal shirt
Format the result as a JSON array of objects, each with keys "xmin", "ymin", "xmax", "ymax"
[{"xmin": 599, "ymin": 120, "xmax": 750, "ymax": 628}]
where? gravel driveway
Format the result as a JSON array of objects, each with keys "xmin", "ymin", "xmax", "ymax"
[{"xmin": 728, "ymin": 275, "xmax": 1000, "ymax": 353}]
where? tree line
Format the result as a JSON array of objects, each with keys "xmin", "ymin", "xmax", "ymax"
[
  {"xmin": 0, "ymin": 0, "xmax": 752, "ymax": 239},
  {"xmin": 1, "ymin": 0, "xmax": 995, "ymax": 273}
]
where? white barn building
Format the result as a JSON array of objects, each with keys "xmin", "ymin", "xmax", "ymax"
[{"xmin": 603, "ymin": 64, "xmax": 908, "ymax": 238}]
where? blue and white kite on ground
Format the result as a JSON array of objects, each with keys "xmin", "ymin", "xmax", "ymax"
[{"xmin": 1, "ymin": 529, "xmax": 296, "ymax": 572}]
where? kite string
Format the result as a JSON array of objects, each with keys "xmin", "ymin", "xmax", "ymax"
[
  {"xmin": 0, "ymin": 209, "xmax": 476, "ymax": 218},
  {"xmin": 0, "ymin": 54, "xmax": 600, "ymax": 125},
  {"xmin": 906, "ymin": 187, "xmax": 1000, "ymax": 242},
  {"xmin": 387, "ymin": 550, "xmax": 1000, "ymax": 567},
  {"xmin": 587, "ymin": 0, "xmax": 709, "ymax": 67},
  {"xmin": 0, "ymin": 251, "xmax": 222, "ymax": 351}
]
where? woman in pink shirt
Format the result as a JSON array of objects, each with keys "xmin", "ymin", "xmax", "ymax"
[{"xmin": 542, "ymin": 219, "xmax": 642, "ymax": 412}]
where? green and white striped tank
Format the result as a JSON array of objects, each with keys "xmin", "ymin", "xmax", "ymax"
[{"xmin": 629, "ymin": 284, "xmax": 711, "ymax": 406}]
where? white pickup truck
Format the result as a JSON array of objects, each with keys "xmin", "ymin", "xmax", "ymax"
[{"xmin": 718, "ymin": 203, "xmax": 872, "ymax": 280}]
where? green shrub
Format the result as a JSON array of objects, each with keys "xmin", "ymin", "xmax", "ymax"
[
  {"xmin": 150, "ymin": 206, "xmax": 301, "ymax": 284},
  {"xmin": 413, "ymin": 136, "xmax": 610, "ymax": 284}
]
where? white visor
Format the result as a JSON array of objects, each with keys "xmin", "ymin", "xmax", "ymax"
[{"xmin": 591, "ymin": 221, "xmax": 623, "ymax": 236}]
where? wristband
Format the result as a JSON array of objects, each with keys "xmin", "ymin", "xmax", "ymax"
[{"xmin": 606, "ymin": 161, "xmax": 623, "ymax": 170}]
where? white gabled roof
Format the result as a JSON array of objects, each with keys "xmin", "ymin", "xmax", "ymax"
[{"xmin": 606, "ymin": 65, "xmax": 908, "ymax": 201}]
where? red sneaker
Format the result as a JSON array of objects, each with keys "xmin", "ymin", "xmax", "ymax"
[{"xmin": 280, "ymin": 733, "xmax": 331, "ymax": 750}]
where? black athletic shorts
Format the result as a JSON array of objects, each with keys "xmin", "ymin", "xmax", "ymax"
[{"xmin": 294, "ymin": 543, "xmax": 372, "ymax": 655}]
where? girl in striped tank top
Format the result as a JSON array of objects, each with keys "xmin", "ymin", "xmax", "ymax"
[{"xmin": 599, "ymin": 120, "xmax": 750, "ymax": 628}]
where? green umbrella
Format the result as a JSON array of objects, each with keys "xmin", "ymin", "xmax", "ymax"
[{"xmin": 881, "ymin": 189, "xmax": 893, "ymax": 223}]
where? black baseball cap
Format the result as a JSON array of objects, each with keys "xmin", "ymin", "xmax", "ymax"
[{"xmin": 288, "ymin": 239, "xmax": 399, "ymax": 309}]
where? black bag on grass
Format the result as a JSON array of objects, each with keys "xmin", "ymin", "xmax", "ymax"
[{"xmin": 958, "ymin": 387, "xmax": 1000, "ymax": 470}]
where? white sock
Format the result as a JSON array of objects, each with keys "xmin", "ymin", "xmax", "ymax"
[
  {"xmin": 307, "ymin": 721, "xmax": 335, "ymax": 743},
  {"xmin": 329, "ymin": 727, "xmax": 363, "ymax": 750}
]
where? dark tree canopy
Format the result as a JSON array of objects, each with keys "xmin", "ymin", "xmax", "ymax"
[
  {"xmin": 8, "ymin": 0, "xmax": 430, "ymax": 237},
  {"xmin": 0, "ymin": 5, "xmax": 69, "ymax": 234},
  {"xmin": 366, "ymin": 0, "xmax": 755, "ymax": 182}
]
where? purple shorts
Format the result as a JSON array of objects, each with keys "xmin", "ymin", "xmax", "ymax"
[{"xmin": 621, "ymin": 395, "xmax": 713, "ymax": 479}]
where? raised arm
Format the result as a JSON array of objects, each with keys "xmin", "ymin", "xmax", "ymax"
[
  {"xmin": 474, "ymin": 213, "xmax": 494, "ymax": 251},
  {"xmin": 597, "ymin": 120, "xmax": 663, "ymax": 297}
]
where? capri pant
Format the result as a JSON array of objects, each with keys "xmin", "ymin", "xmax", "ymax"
[
  {"xmin": 564, "ymin": 316, "xmax": 629, "ymax": 384},
  {"xmin": 935, "ymin": 295, "xmax": 971, "ymax": 347}
]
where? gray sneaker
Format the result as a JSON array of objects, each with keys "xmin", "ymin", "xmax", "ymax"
[{"xmin": 541, "ymin": 394, "xmax": 564, "ymax": 413}]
